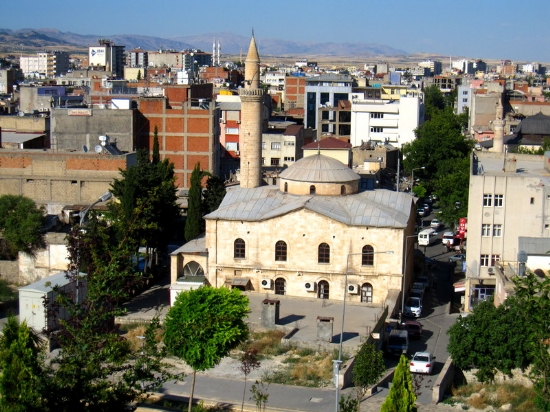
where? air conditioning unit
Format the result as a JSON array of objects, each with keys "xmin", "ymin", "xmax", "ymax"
[
  {"xmin": 236, "ymin": 120, "xmax": 241, "ymax": 124},
  {"xmin": 235, "ymin": 150, "xmax": 240, "ymax": 155},
  {"xmin": 304, "ymin": 282, "xmax": 316, "ymax": 292},
  {"xmin": 487, "ymin": 267, "xmax": 495, "ymax": 275},
  {"xmin": 219, "ymin": 118, "xmax": 226, "ymax": 124},
  {"xmin": 261, "ymin": 278, "xmax": 272, "ymax": 289},
  {"xmin": 348, "ymin": 284, "xmax": 359, "ymax": 294}
]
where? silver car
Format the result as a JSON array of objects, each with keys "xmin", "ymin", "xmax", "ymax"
[{"xmin": 404, "ymin": 297, "xmax": 422, "ymax": 318}]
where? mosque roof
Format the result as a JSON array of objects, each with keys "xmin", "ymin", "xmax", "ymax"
[
  {"xmin": 205, "ymin": 185, "xmax": 413, "ymax": 228},
  {"xmin": 302, "ymin": 137, "xmax": 351, "ymax": 150},
  {"xmin": 516, "ymin": 112, "xmax": 550, "ymax": 136},
  {"xmin": 279, "ymin": 154, "xmax": 359, "ymax": 183}
]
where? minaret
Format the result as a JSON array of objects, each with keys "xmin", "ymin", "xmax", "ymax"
[
  {"xmin": 239, "ymin": 32, "xmax": 263, "ymax": 188},
  {"xmin": 492, "ymin": 97, "xmax": 505, "ymax": 153}
]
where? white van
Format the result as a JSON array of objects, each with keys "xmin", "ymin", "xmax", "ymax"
[{"xmin": 418, "ymin": 228, "xmax": 437, "ymax": 246}]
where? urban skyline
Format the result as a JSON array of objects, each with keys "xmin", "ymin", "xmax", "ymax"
[{"xmin": 2, "ymin": 0, "xmax": 550, "ymax": 62}]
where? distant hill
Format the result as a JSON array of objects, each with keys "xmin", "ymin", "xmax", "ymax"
[{"xmin": 0, "ymin": 28, "xmax": 408, "ymax": 57}]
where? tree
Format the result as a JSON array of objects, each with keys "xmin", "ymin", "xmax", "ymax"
[
  {"xmin": 110, "ymin": 139, "xmax": 178, "ymax": 254},
  {"xmin": 447, "ymin": 299, "xmax": 532, "ymax": 382},
  {"xmin": 380, "ymin": 354, "xmax": 416, "ymax": 412},
  {"xmin": 202, "ymin": 174, "xmax": 227, "ymax": 215},
  {"xmin": 239, "ymin": 348, "xmax": 261, "ymax": 412},
  {"xmin": 0, "ymin": 195, "xmax": 46, "ymax": 258},
  {"xmin": 137, "ymin": 70, "xmax": 142, "ymax": 81},
  {"xmin": 432, "ymin": 157, "xmax": 471, "ymax": 226},
  {"xmin": 0, "ymin": 317, "xmax": 46, "ymax": 412},
  {"xmin": 423, "ymin": 85, "xmax": 445, "ymax": 120},
  {"xmin": 164, "ymin": 287, "xmax": 249, "ymax": 412},
  {"xmin": 509, "ymin": 273, "xmax": 550, "ymax": 409},
  {"xmin": 185, "ymin": 163, "xmax": 210, "ymax": 242},
  {"xmin": 352, "ymin": 342, "xmax": 385, "ymax": 406}
]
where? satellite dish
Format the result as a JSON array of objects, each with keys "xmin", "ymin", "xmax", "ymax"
[
  {"xmin": 83, "ymin": 145, "xmax": 88, "ymax": 153},
  {"xmin": 94, "ymin": 145, "xmax": 103, "ymax": 153}
]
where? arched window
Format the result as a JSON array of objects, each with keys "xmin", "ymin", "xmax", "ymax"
[
  {"xmin": 318, "ymin": 280, "xmax": 329, "ymax": 299},
  {"xmin": 234, "ymin": 238, "xmax": 245, "ymax": 259},
  {"xmin": 341, "ymin": 185, "xmax": 346, "ymax": 195},
  {"xmin": 275, "ymin": 240, "xmax": 287, "ymax": 261},
  {"xmin": 361, "ymin": 283, "xmax": 373, "ymax": 303},
  {"xmin": 318, "ymin": 243, "xmax": 330, "ymax": 264},
  {"xmin": 274, "ymin": 278, "xmax": 286, "ymax": 295},
  {"xmin": 362, "ymin": 245, "xmax": 374, "ymax": 266},
  {"xmin": 310, "ymin": 185, "xmax": 316, "ymax": 195},
  {"xmin": 284, "ymin": 182, "xmax": 288, "ymax": 193}
]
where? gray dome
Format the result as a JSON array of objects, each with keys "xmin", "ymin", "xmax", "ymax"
[
  {"xmin": 280, "ymin": 154, "xmax": 360, "ymax": 183},
  {"xmin": 516, "ymin": 112, "xmax": 550, "ymax": 136}
]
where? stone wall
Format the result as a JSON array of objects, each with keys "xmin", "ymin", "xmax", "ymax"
[
  {"xmin": 0, "ymin": 260, "xmax": 19, "ymax": 284},
  {"xmin": 18, "ymin": 232, "xmax": 69, "ymax": 285}
]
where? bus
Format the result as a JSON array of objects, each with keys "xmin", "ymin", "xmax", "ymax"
[{"xmin": 418, "ymin": 228, "xmax": 437, "ymax": 246}]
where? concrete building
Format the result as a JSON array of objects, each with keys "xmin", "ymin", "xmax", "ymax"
[
  {"xmin": 350, "ymin": 96, "xmax": 423, "ymax": 148},
  {"xmin": 88, "ymin": 39, "xmax": 125, "ymax": 78},
  {"xmin": 0, "ymin": 149, "xmax": 134, "ymax": 214},
  {"xmin": 126, "ymin": 49, "xmax": 148, "ymax": 68},
  {"xmin": 20, "ymin": 51, "xmax": 70, "ymax": 78},
  {"xmin": 0, "ymin": 68, "xmax": 16, "ymax": 94},
  {"xmin": 464, "ymin": 151, "xmax": 550, "ymax": 312},
  {"xmin": 305, "ymin": 74, "xmax": 354, "ymax": 131},
  {"xmin": 284, "ymin": 74, "xmax": 306, "ymax": 116}
]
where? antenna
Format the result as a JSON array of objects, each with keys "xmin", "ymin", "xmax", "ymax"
[{"xmin": 94, "ymin": 145, "xmax": 103, "ymax": 153}]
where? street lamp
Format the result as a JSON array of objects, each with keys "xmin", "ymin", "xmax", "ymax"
[
  {"xmin": 334, "ymin": 250, "xmax": 394, "ymax": 412},
  {"xmin": 411, "ymin": 166, "xmax": 425, "ymax": 191},
  {"xmin": 400, "ymin": 235, "xmax": 418, "ymax": 323},
  {"xmin": 79, "ymin": 191, "xmax": 112, "ymax": 226}
]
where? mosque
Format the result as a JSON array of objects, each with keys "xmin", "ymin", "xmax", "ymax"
[{"xmin": 170, "ymin": 34, "xmax": 416, "ymax": 310}]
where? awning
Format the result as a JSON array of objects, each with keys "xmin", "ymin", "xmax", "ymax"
[
  {"xmin": 453, "ymin": 281, "xmax": 466, "ymax": 292},
  {"xmin": 230, "ymin": 277, "xmax": 251, "ymax": 287}
]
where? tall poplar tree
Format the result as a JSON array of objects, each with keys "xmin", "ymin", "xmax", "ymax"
[
  {"xmin": 380, "ymin": 354, "xmax": 417, "ymax": 412},
  {"xmin": 185, "ymin": 163, "xmax": 209, "ymax": 242}
]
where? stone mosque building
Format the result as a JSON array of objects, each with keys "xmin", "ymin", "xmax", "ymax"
[{"xmin": 170, "ymin": 34, "xmax": 416, "ymax": 310}]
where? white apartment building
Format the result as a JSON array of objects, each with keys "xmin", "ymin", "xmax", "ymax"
[
  {"xmin": 349, "ymin": 96, "xmax": 423, "ymax": 148},
  {"xmin": 88, "ymin": 40, "xmax": 125, "ymax": 77},
  {"xmin": 20, "ymin": 51, "xmax": 70, "ymax": 78},
  {"xmin": 464, "ymin": 151, "xmax": 550, "ymax": 312}
]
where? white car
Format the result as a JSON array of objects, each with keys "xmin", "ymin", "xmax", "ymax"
[
  {"xmin": 430, "ymin": 219, "xmax": 441, "ymax": 229},
  {"xmin": 404, "ymin": 297, "xmax": 422, "ymax": 318},
  {"xmin": 410, "ymin": 352, "xmax": 435, "ymax": 375}
]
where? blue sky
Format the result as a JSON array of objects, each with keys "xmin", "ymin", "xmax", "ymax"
[{"xmin": 2, "ymin": 0, "xmax": 549, "ymax": 62}]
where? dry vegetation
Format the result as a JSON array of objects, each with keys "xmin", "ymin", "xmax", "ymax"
[{"xmin": 444, "ymin": 382, "xmax": 538, "ymax": 411}]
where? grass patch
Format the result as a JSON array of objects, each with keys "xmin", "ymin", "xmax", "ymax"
[
  {"xmin": 119, "ymin": 322, "xmax": 163, "ymax": 352},
  {"xmin": 242, "ymin": 330, "xmax": 290, "ymax": 358},
  {"xmin": 449, "ymin": 382, "xmax": 539, "ymax": 411},
  {"xmin": 262, "ymin": 348, "xmax": 334, "ymax": 388}
]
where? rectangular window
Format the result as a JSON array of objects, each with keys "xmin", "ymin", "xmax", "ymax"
[
  {"xmin": 370, "ymin": 112, "xmax": 383, "ymax": 119},
  {"xmin": 370, "ymin": 127, "xmax": 383, "ymax": 133},
  {"xmin": 480, "ymin": 254, "xmax": 489, "ymax": 267},
  {"xmin": 226, "ymin": 127, "xmax": 239, "ymax": 134},
  {"xmin": 481, "ymin": 224, "xmax": 491, "ymax": 237},
  {"xmin": 493, "ymin": 224, "xmax": 502, "ymax": 237},
  {"xmin": 491, "ymin": 255, "xmax": 501, "ymax": 266},
  {"xmin": 530, "ymin": 197, "xmax": 535, "ymax": 204},
  {"xmin": 284, "ymin": 157, "xmax": 295, "ymax": 161},
  {"xmin": 271, "ymin": 158, "xmax": 280, "ymax": 166},
  {"xmin": 483, "ymin": 194, "xmax": 492, "ymax": 207},
  {"xmin": 494, "ymin": 194, "xmax": 503, "ymax": 207},
  {"xmin": 271, "ymin": 142, "xmax": 281, "ymax": 150},
  {"xmin": 462, "ymin": 98, "xmax": 468, "ymax": 102},
  {"xmin": 463, "ymin": 90, "xmax": 468, "ymax": 95},
  {"xmin": 262, "ymin": 142, "xmax": 266, "ymax": 150},
  {"xmin": 283, "ymin": 141, "xmax": 295, "ymax": 146}
]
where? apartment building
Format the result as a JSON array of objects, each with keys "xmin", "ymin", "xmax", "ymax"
[
  {"xmin": 20, "ymin": 51, "xmax": 70, "ymax": 78},
  {"xmin": 88, "ymin": 40, "xmax": 125, "ymax": 78},
  {"xmin": 350, "ymin": 95, "xmax": 424, "ymax": 148},
  {"xmin": 284, "ymin": 74, "xmax": 306, "ymax": 116},
  {"xmin": 464, "ymin": 151, "xmax": 550, "ymax": 312}
]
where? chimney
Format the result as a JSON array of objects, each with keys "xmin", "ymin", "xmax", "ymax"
[{"xmin": 503, "ymin": 157, "xmax": 517, "ymax": 173}]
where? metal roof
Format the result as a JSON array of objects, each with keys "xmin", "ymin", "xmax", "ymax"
[
  {"xmin": 280, "ymin": 154, "xmax": 359, "ymax": 183},
  {"xmin": 171, "ymin": 234, "xmax": 206, "ymax": 255},
  {"xmin": 19, "ymin": 271, "xmax": 81, "ymax": 294},
  {"xmin": 216, "ymin": 101, "xmax": 241, "ymax": 111},
  {"xmin": 205, "ymin": 185, "xmax": 413, "ymax": 228}
]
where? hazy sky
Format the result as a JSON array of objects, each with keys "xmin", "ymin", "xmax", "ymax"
[{"xmin": 2, "ymin": 0, "xmax": 549, "ymax": 62}]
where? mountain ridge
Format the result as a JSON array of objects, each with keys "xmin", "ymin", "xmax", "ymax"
[{"xmin": 0, "ymin": 28, "xmax": 408, "ymax": 57}]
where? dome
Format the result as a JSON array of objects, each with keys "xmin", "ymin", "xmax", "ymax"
[
  {"xmin": 280, "ymin": 154, "xmax": 360, "ymax": 183},
  {"xmin": 516, "ymin": 112, "xmax": 550, "ymax": 136}
]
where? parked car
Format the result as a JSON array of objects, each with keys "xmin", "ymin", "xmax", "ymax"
[
  {"xmin": 386, "ymin": 329, "xmax": 409, "ymax": 357},
  {"xmin": 410, "ymin": 352, "xmax": 435, "ymax": 374},
  {"xmin": 417, "ymin": 208, "xmax": 426, "ymax": 217},
  {"xmin": 430, "ymin": 219, "xmax": 441, "ymax": 229},
  {"xmin": 422, "ymin": 203, "xmax": 431, "ymax": 213},
  {"xmin": 442, "ymin": 231, "xmax": 456, "ymax": 248},
  {"xmin": 449, "ymin": 254, "xmax": 466, "ymax": 264},
  {"xmin": 411, "ymin": 282, "xmax": 425, "ymax": 293},
  {"xmin": 404, "ymin": 297, "xmax": 422, "ymax": 318},
  {"xmin": 403, "ymin": 320, "xmax": 423, "ymax": 340},
  {"xmin": 416, "ymin": 275, "xmax": 432, "ymax": 290},
  {"xmin": 409, "ymin": 289, "xmax": 424, "ymax": 300}
]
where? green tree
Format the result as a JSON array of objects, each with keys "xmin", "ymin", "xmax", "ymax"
[
  {"xmin": 423, "ymin": 85, "xmax": 445, "ymax": 119},
  {"xmin": 137, "ymin": 70, "xmax": 142, "ymax": 81},
  {"xmin": 432, "ymin": 156, "xmax": 471, "ymax": 226},
  {"xmin": 164, "ymin": 287, "xmax": 249, "ymax": 412},
  {"xmin": 202, "ymin": 174, "xmax": 227, "ymax": 215},
  {"xmin": 510, "ymin": 273, "xmax": 550, "ymax": 409},
  {"xmin": 447, "ymin": 299, "xmax": 531, "ymax": 382},
  {"xmin": 380, "ymin": 354, "xmax": 416, "ymax": 412},
  {"xmin": 152, "ymin": 125, "xmax": 160, "ymax": 164},
  {"xmin": 352, "ymin": 342, "xmax": 385, "ymax": 405},
  {"xmin": 111, "ymin": 140, "xmax": 178, "ymax": 254},
  {"xmin": 0, "ymin": 195, "xmax": 46, "ymax": 258},
  {"xmin": 185, "ymin": 163, "xmax": 210, "ymax": 242},
  {"xmin": 0, "ymin": 317, "xmax": 46, "ymax": 412}
]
